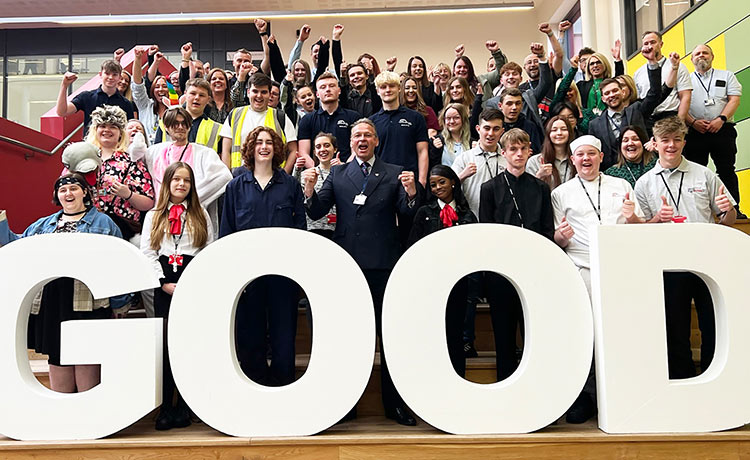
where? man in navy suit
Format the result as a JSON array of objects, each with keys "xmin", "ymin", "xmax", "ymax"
[{"xmin": 302, "ymin": 118, "xmax": 421, "ymax": 426}]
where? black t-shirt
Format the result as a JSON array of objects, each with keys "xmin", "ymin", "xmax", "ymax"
[
  {"xmin": 297, "ymin": 106, "xmax": 360, "ymax": 162},
  {"xmin": 369, "ymin": 106, "xmax": 428, "ymax": 175},
  {"xmin": 71, "ymin": 86, "xmax": 135, "ymax": 131}
]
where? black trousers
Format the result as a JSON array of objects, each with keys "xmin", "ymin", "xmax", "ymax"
[
  {"xmin": 684, "ymin": 124, "xmax": 740, "ymax": 206},
  {"xmin": 446, "ymin": 277, "xmax": 469, "ymax": 378},
  {"xmin": 663, "ymin": 272, "xmax": 715, "ymax": 378},
  {"xmin": 362, "ymin": 269, "xmax": 405, "ymax": 413},
  {"xmin": 485, "ymin": 273, "xmax": 522, "ymax": 381},
  {"xmin": 235, "ymin": 275, "xmax": 298, "ymax": 386},
  {"xmin": 154, "ymin": 254, "xmax": 194, "ymax": 409}
]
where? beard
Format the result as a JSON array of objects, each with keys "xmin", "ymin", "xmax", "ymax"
[{"xmin": 694, "ymin": 58, "xmax": 710, "ymax": 72}]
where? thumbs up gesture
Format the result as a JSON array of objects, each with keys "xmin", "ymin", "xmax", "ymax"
[
  {"xmin": 658, "ymin": 195, "xmax": 674, "ymax": 222},
  {"xmin": 536, "ymin": 156, "xmax": 553, "ymax": 179},
  {"xmin": 330, "ymin": 152, "xmax": 342, "ymax": 166},
  {"xmin": 715, "ymin": 185, "xmax": 732, "ymax": 213},
  {"xmin": 622, "ymin": 192, "xmax": 635, "ymax": 220},
  {"xmin": 557, "ymin": 215, "xmax": 575, "ymax": 241}
]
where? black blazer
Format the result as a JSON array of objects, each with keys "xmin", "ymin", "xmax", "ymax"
[
  {"xmin": 408, "ymin": 201, "xmax": 477, "ymax": 247},
  {"xmin": 478, "ymin": 172, "xmax": 554, "ymax": 241},
  {"xmin": 306, "ymin": 158, "xmax": 421, "ymax": 270},
  {"xmin": 588, "ymin": 64, "xmax": 663, "ymax": 170}
]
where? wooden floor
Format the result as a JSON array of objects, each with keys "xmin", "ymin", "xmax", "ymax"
[{"xmin": 3, "ymin": 414, "xmax": 750, "ymax": 459}]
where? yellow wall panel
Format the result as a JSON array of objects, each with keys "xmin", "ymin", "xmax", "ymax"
[
  {"xmin": 737, "ymin": 169, "xmax": 750, "ymax": 214},
  {"xmin": 707, "ymin": 34, "xmax": 728, "ymax": 70},
  {"xmin": 627, "ymin": 21, "xmax": 686, "ymax": 76},
  {"xmin": 662, "ymin": 21, "xmax": 686, "ymax": 58}
]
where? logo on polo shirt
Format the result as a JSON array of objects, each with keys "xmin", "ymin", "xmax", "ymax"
[
  {"xmin": 688, "ymin": 185, "xmax": 706, "ymax": 194},
  {"xmin": 337, "ymin": 120, "xmax": 349, "ymax": 128},
  {"xmin": 398, "ymin": 118, "xmax": 412, "ymax": 127}
]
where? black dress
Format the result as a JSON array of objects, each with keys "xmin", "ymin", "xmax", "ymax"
[{"xmin": 28, "ymin": 220, "xmax": 111, "ymax": 366}]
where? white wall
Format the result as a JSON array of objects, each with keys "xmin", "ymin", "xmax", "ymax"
[{"xmin": 267, "ymin": 9, "xmax": 546, "ymax": 75}]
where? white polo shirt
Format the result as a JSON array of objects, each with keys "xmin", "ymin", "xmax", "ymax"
[
  {"xmin": 634, "ymin": 57, "xmax": 692, "ymax": 115},
  {"xmin": 634, "ymin": 157, "xmax": 736, "ymax": 223},
  {"xmin": 552, "ymin": 173, "xmax": 642, "ymax": 269},
  {"xmin": 451, "ymin": 146, "xmax": 507, "ymax": 217},
  {"xmin": 689, "ymin": 68, "xmax": 742, "ymax": 121}
]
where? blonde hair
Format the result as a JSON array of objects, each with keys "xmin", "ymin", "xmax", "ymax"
[
  {"xmin": 374, "ymin": 70, "xmax": 401, "ymax": 88},
  {"xmin": 585, "ymin": 52, "xmax": 613, "ymax": 80},
  {"xmin": 86, "ymin": 122, "xmax": 128, "ymax": 152},
  {"xmin": 616, "ymin": 74, "xmax": 639, "ymax": 105},
  {"xmin": 439, "ymin": 103, "xmax": 471, "ymax": 155}
]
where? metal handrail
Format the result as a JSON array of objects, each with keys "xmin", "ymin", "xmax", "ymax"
[{"xmin": 0, "ymin": 122, "xmax": 84, "ymax": 158}]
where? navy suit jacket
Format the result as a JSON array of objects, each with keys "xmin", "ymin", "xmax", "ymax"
[{"xmin": 306, "ymin": 157, "xmax": 420, "ymax": 270}]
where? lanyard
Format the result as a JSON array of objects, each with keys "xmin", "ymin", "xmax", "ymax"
[
  {"xmin": 482, "ymin": 152, "xmax": 500, "ymax": 178},
  {"xmin": 317, "ymin": 166, "xmax": 330, "ymax": 183},
  {"xmin": 561, "ymin": 160, "xmax": 570, "ymax": 183},
  {"xmin": 694, "ymin": 69, "xmax": 715, "ymax": 96},
  {"xmin": 658, "ymin": 170, "xmax": 685, "ymax": 214},
  {"xmin": 502, "ymin": 171, "xmax": 524, "ymax": 228},
  {"xmin": 578, "ymin": 175, "xmax": 601, "ymax": 223},
  {"xmin": 623, "ymin": 163, "xmax": 638, "ymax": 184}
]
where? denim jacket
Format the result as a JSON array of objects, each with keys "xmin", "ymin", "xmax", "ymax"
[{"xmin": 0, "ymin": 207, "xmax": 122, "ymax": 245}]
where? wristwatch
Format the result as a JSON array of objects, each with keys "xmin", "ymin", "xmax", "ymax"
[{"xmin": 718, "ymin": 115, "xmax": 727, "ymax": 122}]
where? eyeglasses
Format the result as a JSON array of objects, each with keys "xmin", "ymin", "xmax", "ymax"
[{"xmin": 170, "ymin": 120, "xmax": 189, "ymax": 128}]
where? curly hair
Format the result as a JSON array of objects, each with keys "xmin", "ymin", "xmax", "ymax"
[{"xmin": 240, "ymin": 126, "xmax": 285, "ymax": 171}]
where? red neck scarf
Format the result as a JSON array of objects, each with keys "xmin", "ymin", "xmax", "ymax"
[
  {"xmin": 440, "ymin": 203, "xmax": 458, "ymax": 228},
  {"xmin": 168, "ymin": 204, "xmax": 185, "ymax": 235}
]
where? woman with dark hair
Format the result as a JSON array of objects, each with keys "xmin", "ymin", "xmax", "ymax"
[
  {"xmin": 604, "ymin": 125, "xmax": 657, "ymax": 187},
  {"xmin": 0, "ymin": 173, "xmax": 125, "ymax": 394},
  {"xmin": 408, "ymin": 164, "xmax": 476, "ymax": 377},
  {"xmin": 407, "ymin": 55, "xmax": 441, "ymax": 113},
  {"xmin": 294, "ymin": 132, "xmax": 340, "ymax": 239},
  {"xmin": 141, "ymin": 162, "xmax": 212, "ymax": 430},
  {"xmin": 453, "ymin": 56, "xmax": 478, "ymax": 91},
  {"xmin": 401, "ymin": 76, "xmax": 439, "ymax": 137},
  {"xmin": 220, "ymin": 126, "xmax": 306, "ymax": 386},
  {"xmin": 206, "ymin": 68, "xmax": 233, "ymax": 124},
  {"xmin": 526, "ymin": 116, "xmax": 575, "ymax": 190},
  {"xmin": 550, "ymin": 101, "xmax": 585, "ymax": 137}
]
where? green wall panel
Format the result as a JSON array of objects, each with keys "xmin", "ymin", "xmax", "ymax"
[
  {"xmin": 733, "ymin": 67, "xmax": 750, "ymax": 123},
  {"xmin": 734, "ymin": 119, "xmax": 750, "ymax": 171},
  {"xmin": 684, "ymin": 0, "xmax": 750, "ymax": 51},
  {"xmin": 724, "ymin": 17, "xmax": 750, "ymax": 73}
]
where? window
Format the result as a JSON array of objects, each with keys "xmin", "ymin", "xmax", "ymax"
[
  {"xmin": 661, "ymin": 0, "xmax": 691, "ymax": 27},
  {"xmin": 635, "ymin": 0, "xmax": 660, "ymax": 41},
  {"xmin": 6, "ymin": 56, "xmax": 69, "ymax": 131}
]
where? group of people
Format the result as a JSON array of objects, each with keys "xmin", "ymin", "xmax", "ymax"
[{"xmin": 0, "ymin": 18, "xmax": 743, "ymax": 431}]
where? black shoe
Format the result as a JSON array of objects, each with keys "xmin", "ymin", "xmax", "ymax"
[
  {"xmin": 463, "ymin": 342, "xmax": 478, "ymax": 358},
  {"xmin": 385, "ymin": 407, "xmax": 417, "ymax": 426},
  {"xmin": 171, "ymin": 405, "xmax": 192, "ymax": 429},
  {"xmin": 565, "ymin": 393, "xmax": 597, "ymax": 424},
  {"xmin": 154, "ymin": 407, "xmax": 173, "ymax": 431},
  {"xmin": 335, "ymin": 407, "xmax": 357, "ymax": 425},
  {"xmin": 736, "ymin": 208, "xmax": 748, "ymax": 220}
]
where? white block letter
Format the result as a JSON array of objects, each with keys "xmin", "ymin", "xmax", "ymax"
[
  {"xmin": 592, "ymin": 224, "xmax": 750, "ymax": 433},
  {"xmin": 168, "ymin": 228, "xmax": 375, "ymax": 437},
  {"xmin": 382, "ymin": 224, "xmax": 593, "ymax": 433},
  {"xmin": 0, "ymin": 234, "xmax": 162, "ymax": 440}
]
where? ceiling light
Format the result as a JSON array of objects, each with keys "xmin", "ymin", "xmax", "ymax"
[{"xmin": 0, "ymin": 3, "xmax": 534, "ymax": 25}]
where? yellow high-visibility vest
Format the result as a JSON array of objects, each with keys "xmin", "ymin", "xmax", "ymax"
[{"xmin": 228, "ymin": 106, "xmax": 286, "ymax": 168}]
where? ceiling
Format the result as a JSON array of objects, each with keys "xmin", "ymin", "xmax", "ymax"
[{"xmin": 0, "ymin": 0, "xmax": 534, "ymax": 18}]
